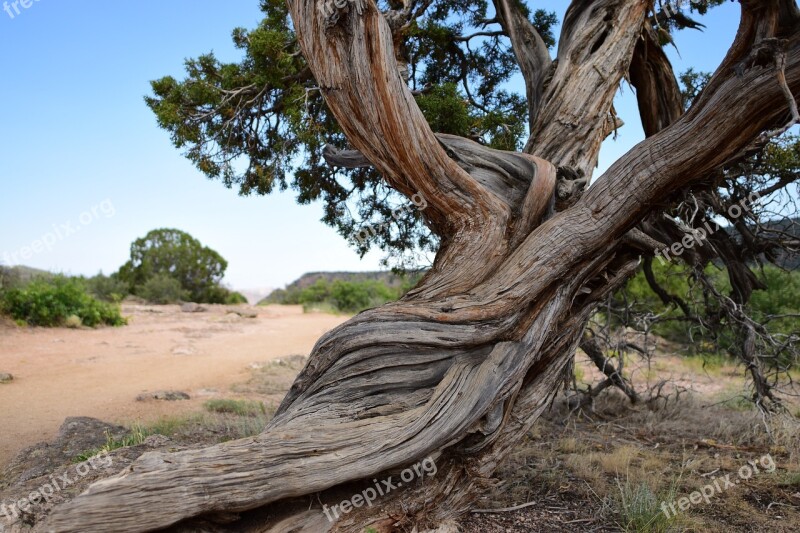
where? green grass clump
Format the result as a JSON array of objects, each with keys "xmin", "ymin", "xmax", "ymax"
[
  {"xmin": 73, "ymin": 411, "xmax": 272, "ymax": 462},
  {"xmin": 73, "ymin": 423, "xmax": 155, "ymax": 462},
  {"xmin": 1, "ymin": 276, "xmax": 126, "ymax": 327},
  {"xmin": 615, "ymin": 477, "xmax": 681, "ymax": 533},
  {"xmin": 204, "ymin": 399, "xmax": 267, "ymax": 417},
  {"xmin": 682, "ymin": 352, "xmax": 731, "ymax": 374},
  {"xmin": 779, "ymin": 471, "xmax": 800, "ymax": 488},
  {"xmin": 75, "ymin": 416, "xmax": 202, "ymax": 461}
]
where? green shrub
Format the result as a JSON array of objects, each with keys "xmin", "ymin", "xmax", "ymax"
[
  {"xmin": 64, "ymin": 315, "xmax": 83, "ymax": 329},
  {"xmin": 0, "ymin": 276, "xmax": 126, "ymax": 327},
  {"xmin": 286, "ymin": 279, "xmax": 402, "ymax": 313},
  {"xmin": 139, "ymin": 274, "xmax": 188, "ymax": 304},
  {"xmin": 116, "ymin": 228, "xmax": 229, "ymax": 304},
  {"xmin": 748, "ymin": 267, "xmax": 800, "ymax": 336},
  {"xmin": 616, "ymin": 262, "xmax": 799, "ymax": 368},
  {"xmin": 329, "ymin": 279, "xmax": 397, "ymax": 313},
  {"xmin": 260, "ymin": 287, "xmax": 295, "ymax": 305},
  {"xmin": 298, "ymin": 279, "xmax": 332, "ymax": 305},
  {"xmin": 85, "ymin": 273, "xmax": 129, "ymax": 303},
  {"xmin": 224, "ymin": 291, "xmax": 248, "ymax": 305}
]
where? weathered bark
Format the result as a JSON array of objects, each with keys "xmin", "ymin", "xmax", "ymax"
[
  {"xmin": 44, "ymin": 1, "xmax": 800, "ymax": 532},
  {"xmin": 524, "ymin": 0, "xmax": 649, "ymax": 175},
  {"xmin": 629, "ymin": 23, "xmax": 684, "ymax": 137}
]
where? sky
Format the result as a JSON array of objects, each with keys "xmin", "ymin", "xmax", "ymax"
[{"xmin": 0, "ymin": 0, "xmax": 744, "ymax": 290}]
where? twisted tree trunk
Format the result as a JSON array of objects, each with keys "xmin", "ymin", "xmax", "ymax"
[{"xmin": 45, "ymin": 1, "xmax": 800, "ymax": 531}]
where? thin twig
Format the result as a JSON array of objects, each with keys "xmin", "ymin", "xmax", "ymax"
[{"xmin": 471, "ymin": 500, "xmax": 539, "ymax": 514}]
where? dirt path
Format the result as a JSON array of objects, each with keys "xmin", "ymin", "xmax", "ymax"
[{"xmin": 0, "ymin": 304, "xmax": 347, "ymax": 467}]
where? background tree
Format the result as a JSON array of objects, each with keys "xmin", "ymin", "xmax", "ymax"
[
  {"xmin": 50, "ymin": 1, "xmax": 800, "ymax": 531},
  {"xmin": 116, "ymin": 228, "xmax": 230, "ymax": 304}
]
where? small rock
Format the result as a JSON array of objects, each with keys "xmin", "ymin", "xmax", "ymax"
[
  {"xmin": 272, "ymin": 354, "xmax": 308, "ymax": 368},
  {"xmin": 171, "ymin": 346, "xmax": 195, "ymax": 356},
  {"xmin": 3, "ymin": 417, "xmax": 127, "ymax": 483},
  {"xmin": 142, "ymin": 434, "xmax": 172, "ymax": 448},
  {"xmin": 226, "ymin": 307, "xmax": 258, "ymax": 318},
  {"xmin": 136, "ymin": 390, "xmax": 190, "ymax": 401},
  {"xmin": 181, "ymin": 303, "xmax": 207, "ymax": 313},
  {"xmin": 0, "ymin": 373, "xmax": 13, "ymax": 384}
]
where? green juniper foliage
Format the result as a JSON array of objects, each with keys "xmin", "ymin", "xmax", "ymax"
[
  {"xmin": 116, "ymin": 228, "xmax": 232, "ymax": 304},
  {"xmin": 146, "ymin": 0, "xmax": 558, "ymax": 265}
]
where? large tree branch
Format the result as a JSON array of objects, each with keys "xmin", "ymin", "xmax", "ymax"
[
  {"xmin": 629, "ymin": 23, "xmax": 684, "ymax": 137},
  {"xmin": 492, "ymin": 0, "xmax": 552, "ymax": 130},
  {"xmin": 289, "ymin": 0, "xmax": 562, "ymax": 300},
  {"xmin": 525, "ymin": 0, "xmax": 649, "ymax": 177},
  {"xmin": 301, "ymin": 0, "xmax": 505, "ymax": 234},
  {"xmin": 324, "ymin": 133, "xmax": 555, "ymax": 233}
]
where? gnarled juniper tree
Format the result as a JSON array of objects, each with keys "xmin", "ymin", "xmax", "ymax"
[{"xmin": 48, "ymin": 0, "xmax": 800, "ymax": 531}]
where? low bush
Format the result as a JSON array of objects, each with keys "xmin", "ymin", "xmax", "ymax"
[
  {"xmin": 138, "ymin": 274, "xmax": 188, "ymax": 304},
  {"xmin": 224, "ymin": 291, "xmax": 249, "ymax": 305},
  {"xmin": 0, "ymin": 276, "xmax": 126, "ymax": 327},
  {"xmin": 85, "ymin": 273, "xmax": 130, "ymax": 303},
  {"xmin": 268, "ymin": 278, "xmax": 405, "ymax": 314}
]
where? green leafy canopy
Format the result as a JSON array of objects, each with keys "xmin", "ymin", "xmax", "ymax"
[
  {"xmin": 146, "ymin": 0, "xmax": 558, "ymax": 266},
  {"xmin": 116, "ymin": 228, "xmax": 230, "ymax": 304}
]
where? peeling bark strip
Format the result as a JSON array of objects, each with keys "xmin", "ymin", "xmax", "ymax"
[
  {"xmin": 45, "ymin": 1, "xmax": 800, "ymax": 532},
  {"xmin": 629, "ymin": 23, "xmax": 683, "ymax": 137}
]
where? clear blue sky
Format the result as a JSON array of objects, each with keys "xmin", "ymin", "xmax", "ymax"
[{"xmin": 0, "ymin": 0, "xmax": 742, "ymax": 290}]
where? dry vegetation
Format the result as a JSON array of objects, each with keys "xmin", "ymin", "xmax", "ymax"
[{"xmin": 464, "ymin": 355, "xmax": 800, "ymax": 532}]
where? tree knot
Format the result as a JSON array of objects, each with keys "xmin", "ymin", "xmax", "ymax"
[
  {"xmin": 322, "ymin": 0, "xmax": 367, "ymax": 31},
  {"xmin": 734, "ymin": 38, "xmax": 789, "ymax": 77},
  {"xmin": 555, "ymin": 166, "xmax": 588, "ymax": 211}
]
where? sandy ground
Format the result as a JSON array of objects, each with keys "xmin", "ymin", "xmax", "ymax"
[{"xmin": 0, "ymin": 304, "xmax": 347, "ymax": 467}]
